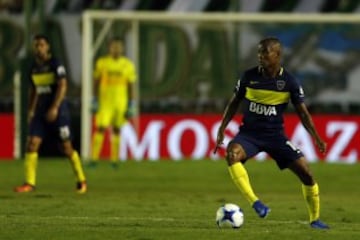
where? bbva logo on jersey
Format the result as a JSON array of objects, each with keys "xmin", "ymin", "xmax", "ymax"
[{"xmin": 249, "ymin": 102, "xmax": 277, "ymax": 116}]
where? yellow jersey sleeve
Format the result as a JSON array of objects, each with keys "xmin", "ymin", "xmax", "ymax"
[{"xmin": 93, "ymin": 57, "xmax": 104, "ymax": 79}]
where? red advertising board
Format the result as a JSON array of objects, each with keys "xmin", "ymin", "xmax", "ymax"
[
  {"xmin": 1, "ymin": 114, "xmax": 360, "ymax": 163},
  {"xmin": 0, "ymin": 114, "xmax": 14, "ymax": 159},
  {"xmin": 116, "ymin": 114, "xmax": 360, "ymax": 163}
]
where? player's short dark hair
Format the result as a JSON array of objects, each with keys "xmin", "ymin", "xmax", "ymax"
[
  {"xmin": 33, "ymin": 34, "xmax": 50, "ymax": 43},
  {"xmin": 259, "ymin": 37, "xmax": 281, "ymax": 47},
  {"xmin": 109, "ymin": 36, "xmax": 124, "ymax": 44}
]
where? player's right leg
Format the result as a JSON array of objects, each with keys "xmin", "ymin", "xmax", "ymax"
[
  {"xmin": 14, "ymin": 136, "xmax": 42, "ymax": 193},
  {"xmin": 90, "ymin": 109, "xmax": 112, "ymax": 166},
  {"xmin": 226, "ymin": 139, "xmax": 270, "ymax": 218},
  {"xmin": 90, "ymin": 127, "xmax": 106, "ymax": 166}
]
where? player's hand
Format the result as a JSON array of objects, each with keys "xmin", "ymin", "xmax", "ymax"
[
  {"xmin": 46, "ymin": 106, "xmax": 59, "ymax": 122},
  {"xmin": 214, "ymin": 128, "xmax": 225, "ymax": 154},
  {"xmin": 315, "ymin": 137, "xmax": 327, "ymax": 154},
  {"xmin": 91, "ymin": 97, "xmax": 98, "ymax": 113}
]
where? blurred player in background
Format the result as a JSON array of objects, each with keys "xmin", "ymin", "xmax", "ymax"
[
  {"xmin": 90, "ymin": 37, "xmax": 137, "ymax": 167},
  {"xmin": 215, "ymin": 37, "xmax": 329, "ymax": 229},
  {"xmin": 14, "ymin": 34, "xmax": 87, "ymax": 193}
]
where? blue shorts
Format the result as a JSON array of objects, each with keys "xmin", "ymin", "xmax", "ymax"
[
  {"xmin": 29, "ymin": 106, "xmax": 72, "ymax": 142},
  {"xmin": 230, "ymin": 130, "xmax": 303, "ymax": 169}
]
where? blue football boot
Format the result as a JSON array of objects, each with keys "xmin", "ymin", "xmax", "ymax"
[{"xmin": 252, "ymin": 200, "xmax": 270, "ymax": 218}]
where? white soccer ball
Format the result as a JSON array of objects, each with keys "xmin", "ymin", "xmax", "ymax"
[{"xmin": 216, "ymin": 203, "xmax": 244, "ymax": 228}]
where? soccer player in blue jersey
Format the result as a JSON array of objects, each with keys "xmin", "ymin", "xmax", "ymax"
[
  {"xmin": 14, "ymin": 34, "xmax": 87, "ymax": 194},
  {"xmin": 215, "ymin": 37, "xmax": 329, "ymax": 229}
]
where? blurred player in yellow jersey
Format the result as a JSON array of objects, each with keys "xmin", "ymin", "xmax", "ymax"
[{"xmin": 90, "ymin": 37, "xmax": 137, "ymax": 167}]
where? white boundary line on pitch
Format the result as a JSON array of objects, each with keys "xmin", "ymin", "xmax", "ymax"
[
  {"xmin": 0, "ymin": 215, "xmax": 176, "ymax": 222},
  {"xmin": 1, "ymin": 215, "xmax": 355, "ymax": 228}
]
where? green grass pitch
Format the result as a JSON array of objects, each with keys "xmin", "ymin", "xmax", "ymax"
[{"xmin": 0, "ymin": 159, "xmax": 359, "ymax": 240}]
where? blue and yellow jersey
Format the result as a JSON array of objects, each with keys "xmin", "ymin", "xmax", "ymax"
[
  {"xmin": 94, "ymin": 55, "xmax": 136, "ymax": 104},
  {"xmin": 29, "ymin": 57, "xmax": 67, "ymax": 113},
  {"xmin": 234, "ymin": 66, "xmax": 304, "ymax": 133}
]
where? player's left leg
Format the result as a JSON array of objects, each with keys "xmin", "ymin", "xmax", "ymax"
[
  {"xmin": 62, "ymin": 140, "xmax": 87, "ymax": 194},
  {"xmin": 56, "ymin": 113, "xmax": 87, "ymax": 193},
  {"xmin": 288, "ymin": 158, "xmax": 329, "ymax": 229},
  {"xmin": 267, "ymin": 136, "xmax": 329, "ymax": 229},
  {"xmin": 110, "ymin": 127, "xmax": 121, "ymax": 168},
  {"xmin": 110, "ymin": 105, "xmax": 127, "ymax": 167}
]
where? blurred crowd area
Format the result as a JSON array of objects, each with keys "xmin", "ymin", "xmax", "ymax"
[
  {"xmin": 0, "ymin": 0, "xmax": 360, "ymax": 115},
  {"xmin": 1, "ymin": 0, "xmax": 360, "ymax": 13}
]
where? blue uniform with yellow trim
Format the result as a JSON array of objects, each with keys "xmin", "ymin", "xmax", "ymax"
[
  {"xmin": 29, "ymin": 57, "xmax": 72, "ymax": 141},
  {"xmin": 231, "ymin": 66, "xmax": 304, "ymax": 169}
]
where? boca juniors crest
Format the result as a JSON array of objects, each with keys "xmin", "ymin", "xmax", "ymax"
[{"xmin": 276, "ymin": 80, "xmax": 286, "ymax": 90}]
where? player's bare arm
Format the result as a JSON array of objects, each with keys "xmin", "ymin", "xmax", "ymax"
[
  {"xmin": 46, "ymin": 77, "xmax": 67, "ymax": 122},
  {"xmin": 295, "ymin": 103, "xmax": 327, "ymax": 153},
  {"xmin": 215, "ymin": 94, "xmax": 241, "ymax": 152}
]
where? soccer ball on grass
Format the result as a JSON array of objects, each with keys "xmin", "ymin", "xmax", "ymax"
[{"xmin": 216, "ymin": 203, "xmax": 244, "ymax": 228}]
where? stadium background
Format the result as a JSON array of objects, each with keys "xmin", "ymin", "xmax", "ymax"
[{"xmin": 0, "ymin": 0, "xmax": 359, "ymax": 163}]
